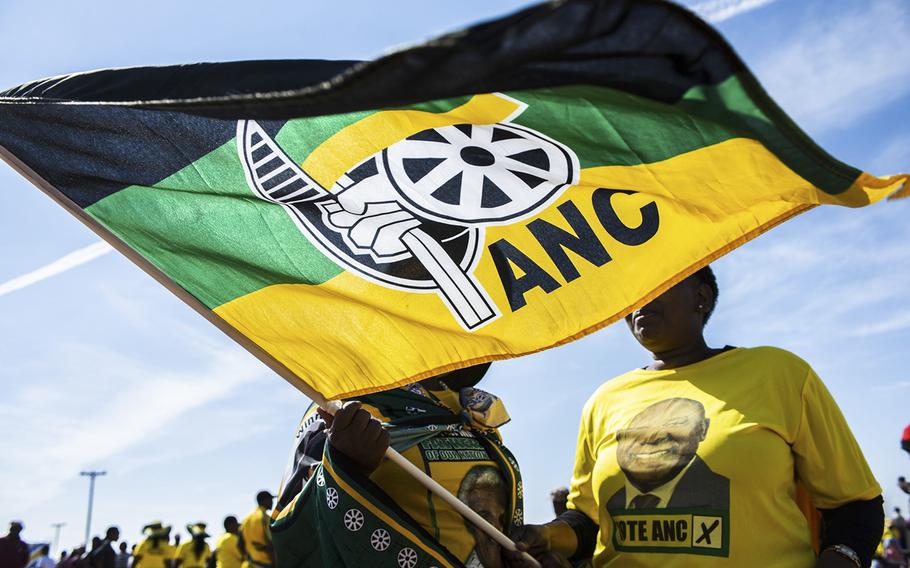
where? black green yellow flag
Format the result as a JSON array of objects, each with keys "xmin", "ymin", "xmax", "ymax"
[{"xmin": 0, "ymin": 0, "xmax": 905, "ymax": 401}]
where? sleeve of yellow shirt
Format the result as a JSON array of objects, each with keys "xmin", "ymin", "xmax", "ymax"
[
  {"xmin": 566, "ymin": 395, "xmax": 598, "ymax": 521},
  {"xmin": 792, "ymin": 367, "xmax": 882, "ymax": 508}
]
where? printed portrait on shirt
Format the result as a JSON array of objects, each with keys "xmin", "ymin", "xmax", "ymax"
[
  {"xmin": 607, "ymin": 397, "xmax": 730, "ymax": 557},
  {"xmin": 458, "ymin": 465, "xmax": 508, "ymax": 568}
]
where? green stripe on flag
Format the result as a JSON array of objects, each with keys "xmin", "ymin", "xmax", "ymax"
[
  {"xmin": 85, "ymin": 98, "xmax": 472, "ymax": 309},
  {"xmin": 86, "ymin": 135, "xmax": 345, "ymax": 309},
  {"xmin": 679, "ymin": 73, "xmax": 859, "ymax": 194}
]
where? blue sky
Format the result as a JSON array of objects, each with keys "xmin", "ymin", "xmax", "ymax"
[{"xmin": 1, "ymin": 0, "xmax": 909, "ymax": 555}]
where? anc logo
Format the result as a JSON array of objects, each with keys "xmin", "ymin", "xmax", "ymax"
[{"xmin": 238, "ymin": 95, "xmax": 579, "ymax": 330}]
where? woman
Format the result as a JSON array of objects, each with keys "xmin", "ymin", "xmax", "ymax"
[
  {"xmin": 272, "ymin": 363, "xmax": 522, "ymax": 568},
  {"xmin": 508, "ymin": 266, "xmax": 883, "ymax": 567},
  {"xmin": 131, "ymin": 523, "xmax": 174, "ymax": 568},
  {"xmin": 172, "ymin": 524, "xmax": 211, "ymax": 568}
]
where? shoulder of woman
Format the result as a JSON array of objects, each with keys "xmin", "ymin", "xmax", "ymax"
[
  {"xmin": 739, "ymin": 345, "xmax": 813, "ymax": 370},
  {"xmin": 581, "ymin": 370, "xmax": 640, "ymax": 414}
]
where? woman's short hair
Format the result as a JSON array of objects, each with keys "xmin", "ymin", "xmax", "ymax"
[{"xmin": 694, "ymin": 265, "xmax": 719, "ymax": 324}]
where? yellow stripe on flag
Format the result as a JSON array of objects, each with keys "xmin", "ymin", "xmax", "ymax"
[{"xmin": 302, "ymin": 93, "xmax": 524, "ymax": 189}]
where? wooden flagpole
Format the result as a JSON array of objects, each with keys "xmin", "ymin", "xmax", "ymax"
[{"xmin": 0, "ymin": 146, "xmax": 541, "ymax": 568}]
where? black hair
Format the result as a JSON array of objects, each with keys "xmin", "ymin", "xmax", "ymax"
[
  {"xmin": 193, "ymin": 536, "xmax": 206, "ymax": 558},
  {"xmin": 693, "ymin": 265, "xmax": 719, "ymax": 324},
  {"xmin": 223, "ymin": 516, "xmax": 238, "ymax": 530},
  {"xmin": 256, "ymin": 490, "xmax": 273, "ymax": 506}
]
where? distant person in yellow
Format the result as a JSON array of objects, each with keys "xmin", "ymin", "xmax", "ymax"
[
  {"xmin": 172, "ymin": 524, "xmax": 210, "ymax": 568},
  {"xmin": 211, "ymin": 516, "xmax": 243, "ymax": 568},
  {"xmin": 131, "ymin": 522, "xmax": 174, "ymax": 568},
  {"xmin": 240, "ymin": 491, "xmax": 274, "ymax": 568}
]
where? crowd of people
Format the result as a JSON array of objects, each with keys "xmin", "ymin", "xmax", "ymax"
[
  {"xmin": 873, "ymin": 481, "xmax": 910, "ymax": 568},
  {"xmin": 0, "ymin": 491, "xmax": 276, "ymax": 568}
]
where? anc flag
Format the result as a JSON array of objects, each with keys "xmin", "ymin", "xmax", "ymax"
[{"xmin": 0, "ymin": 0, "xmax": 905, "ymax": 401}]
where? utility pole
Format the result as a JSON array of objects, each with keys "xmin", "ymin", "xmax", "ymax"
[
  {"xmin": 80, "ymin": 470, "xmax": 106, "ymax": 547},
  {"xmin": 51, "ymin": 523, "xmax": 66, "ymax": 557}
]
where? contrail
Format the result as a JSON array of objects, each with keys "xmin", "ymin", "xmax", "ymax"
[
  {"xmin": 688, "ymin": 0, "xmax": 779, "ymax": 23},
  {"xmin": 0, "ymin": 241, "xmax": 113, "ymax": 298}
]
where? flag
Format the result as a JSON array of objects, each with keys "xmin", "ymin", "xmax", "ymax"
[{"xmin": 0, "ymin": 0, "xmax": 905, "ymax": 401}]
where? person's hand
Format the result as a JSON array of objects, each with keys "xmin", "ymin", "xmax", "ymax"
[
  {"xmin": 504, "ymin": 525, "xmax": 551, "ymax": 567},
  {"xmin": 319, "ymin": 402, "xmax": 389, "ymax": 476}
]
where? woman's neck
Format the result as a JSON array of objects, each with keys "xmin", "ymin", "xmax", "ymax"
[{"xmin": 648, "ymin": 338, "xmax": 722, "ymax": 370}]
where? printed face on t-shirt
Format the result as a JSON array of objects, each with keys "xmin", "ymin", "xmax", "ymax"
[
  {"xmin": 616, "ymin": 398, "xmax": 709, "ymax": 492},
  {"xmin": 458, "ymin": 465, "xmax": 508, "ymax": 568}
]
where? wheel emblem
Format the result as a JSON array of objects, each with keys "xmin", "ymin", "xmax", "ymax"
[
  {"xmin": 343, "ymin": 509, "xmax": 364, "ymax": 532},
  {"xmin": 384, "ymin": 122, "xmax": 577, "ymax": 225},
  {"xmin": 397, "ymin": 547, "xmax": 418, "ymax": 568},
  {"xmin": 325, "ymin": 487, "xmax": 339, "ymax": 509},
  {"xmin": 316, "ymin": 472, "xmax": 325, "ymax": 487},
  {"xmin": 371, "ymin": 528, "xmax": 391, "ymax": 551}
]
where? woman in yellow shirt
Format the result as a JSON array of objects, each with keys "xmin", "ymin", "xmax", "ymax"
[
  {"xmin": 211, "ymin": 516, "xmax": 243, "ymax": 568},
  {"xmin": 131, "ymin": 523, "xmax": 174, "ymax": 568},
  {"xmin": 172, "ymin": 523, "xmax": 211, "ymax": 568},
  {"xmin": 507, "ymin": 266, "xmax": 883, "ymax": 568}
]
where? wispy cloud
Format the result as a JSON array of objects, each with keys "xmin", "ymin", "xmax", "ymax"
[
  {"xmin": 0, "ymin": 241, "xmax": 112, "ymax": 298},
  {"xmin": 754, "ymin": 0, "xmax": 910, "ymax": 133},
  {"xmin": 712, "ymin": 203, "xmax": 910, "ymax": 349},
  {"xmin": 0, "ymin": 319, "xmax": 269, "ymax": 514},
  {"xmin": 872, "ymin": 133, "xmax": 910, "ymax": 175},
  {"xmin": 852, "ymin": 309, "xmax": 910, "ymax": 338},
  {"xmin": 870, "ymin": 380, "xmax": 910, "ymax": 392},
  {"xmin": 687, "ymin": 0, "xmax": 778, "ymax": 23}
]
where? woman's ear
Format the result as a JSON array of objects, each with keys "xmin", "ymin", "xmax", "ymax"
[{"xmin": 694, "ymin": 282, "xmax": 714, "ymax": 317}]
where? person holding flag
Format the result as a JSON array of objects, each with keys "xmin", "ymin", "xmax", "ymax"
[
  {"xmin": 272, "ymin": 363, "xmax": 532, "ymax": 567},
  {"xmin": 507, "ymin": 266, "xmax": 884, "ymax": 567}
]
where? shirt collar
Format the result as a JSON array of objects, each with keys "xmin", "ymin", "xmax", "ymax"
[{"xmin": 624, "ymin": 458, "xmax": 697, "ymax": 509}]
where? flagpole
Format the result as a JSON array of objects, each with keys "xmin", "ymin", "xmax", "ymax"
[{"xmin": 0, "ymin": 146, "xmax": 541, "ymax": 568}]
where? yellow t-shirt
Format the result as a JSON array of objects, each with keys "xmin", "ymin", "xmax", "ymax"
[
  {"xmin": 213, "ymin": 533, "xmax": 243, "ymax": 568},
  {"xmin": 173, "ymin": 541, "xmax": 211, "ymax": 568},
  {"xmin": 240, "ymin": 507, "xmax": 273, "ymax": 567},
  {"xmin": 568, "ymin": 346, "xmax": 880, "ymax": 567},
  {"xmin": 133, "ymin": 538, "xmax": 175, "ymax": 568}
]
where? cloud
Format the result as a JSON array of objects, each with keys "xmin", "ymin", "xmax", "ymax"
[
  {"xmin": 872, "ymin": 133, "xmax": 910, "ymax": 175},
  {"xmin": 852, "ymin": 309, "xmax": 910, "ymax": 337},
  {"xmin": 0, "ymin": 241, "xmax": 112, "ymax": 298},
  {"xmin": 711, "ymin": 202, "xmax": 910, "ymax": 348},
  {"xmin": 0, "ymin": 323, "xmax": 269, "ymax": 514},
  {"xmin": 687, "ymin": 0, "xmax": 778, "ymax": 23},
  {"xmin": 871, "ymin": 380, "xmax": 910, "ymax": 392},
  {"xmin": 753, "ymin": 0, "xmax": 910, "ymax": 133}
]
